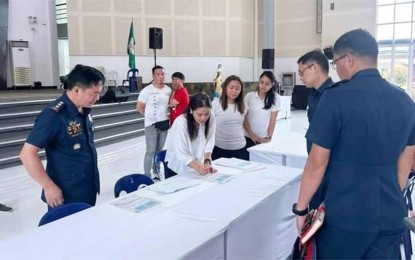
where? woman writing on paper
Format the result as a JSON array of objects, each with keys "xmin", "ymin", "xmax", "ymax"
[
  {"xmin": 165, "ymin": 93, "xmax": 217, "ymax": 178},
  {"xmin": 243, "ymin": 71, "xmax": 281, "ymax": 149},
  {"xmin": 211, "ymin": 75, "xmax": 248, "ymax": 160}
]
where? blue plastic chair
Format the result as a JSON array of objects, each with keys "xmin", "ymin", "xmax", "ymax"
[
  {"xmin": 38, "ymin": 202, "xmax": 91, "ymax": 226},
  {"xmin": 153, "ymin": 150, "xmax": 168, "ymax": 179},
  {"xmin": 114, "ymin": 173, "xmax": 154, "ymax": 198}
]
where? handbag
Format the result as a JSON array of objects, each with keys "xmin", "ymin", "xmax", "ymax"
[{"xmin": 153, "ymin": 119, "xmax": 170, "ymax": 131}]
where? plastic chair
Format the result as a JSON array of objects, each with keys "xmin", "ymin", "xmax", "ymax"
[
  {"xmin": 38, "ymin": 203, "xmax": 91, "ymax": 226},
  {"xmin": 107, "ymin": 70, "xmax": 118, "ymax": 87},
  {"xmin": 114, "ymin": 173, "xmax": 154, "ymax": 198},
  {"xmin": 153, "ymin": 150, "xmax": 167, "ymax": 180}
]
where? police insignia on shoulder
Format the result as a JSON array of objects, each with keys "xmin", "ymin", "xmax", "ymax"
[{"xmin": 50, "ymin": 101, "xmax": 65, "ymax": 112}]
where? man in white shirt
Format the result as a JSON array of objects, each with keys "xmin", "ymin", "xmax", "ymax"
[{"xmin": 136, "ymin": 65, "xmax": 172, "ymax": 178}]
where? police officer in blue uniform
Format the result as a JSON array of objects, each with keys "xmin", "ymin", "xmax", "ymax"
[
  {"xmin": 297, "ymin": 50, "xmax": 334, "ymax": 211},
  {"xmin": 20, "ymin": 65, "xmax": 105, "ymax": 209},
  {"xmin": 293, "ymin": 29, "xmax": 415, "ymax": 258}
]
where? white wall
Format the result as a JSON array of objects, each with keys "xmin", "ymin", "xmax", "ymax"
[
  {"xmin": 7, "ymin": 0, "xmax": 59, "ymax": 87},
  {"xmin": 69, "ymin": 56, "xmax": 256, "ymax": 84}
]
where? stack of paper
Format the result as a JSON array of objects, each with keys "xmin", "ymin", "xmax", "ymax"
[
  {"xmin": 147, "ymin": 176, "xmax": 202, "ymax": 194},
  {"xmin": 111, "ymin": 194, "xmax": 161, "ymax": 214},
  {"xmin": 214, "ymin": 157, "xmax": 266, "ymax": 172},
  {"xmin": 201, "ymin": 173, "xmax": 236, "ymax": 184}
]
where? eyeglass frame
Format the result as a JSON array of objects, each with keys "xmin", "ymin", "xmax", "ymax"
[
  {"xmin": 330, "ymin": 52, "xmax": 352, "ymax": 70},
  {"xmin": 298, "ymin": 63, "xmax": 315, "ymax": 77}
]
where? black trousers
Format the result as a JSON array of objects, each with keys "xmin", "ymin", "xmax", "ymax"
[
  {"xmin": 211, "ymin": 145, "xmax": 249, "ymax": 161},
  {"xmin": 165, "ymin": 165, "xmax": 178, "ymax": 179},
  {"xmin": 245, "ymin": 136, "xmax": 257, "ymax": 150}
]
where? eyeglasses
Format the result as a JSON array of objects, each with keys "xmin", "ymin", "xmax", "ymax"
[
  {"xmin": 330, "ymin": 54, "xmax": 348, "ymax": 70},
  {"xmin": 298, "ymin": 64, "xmax": 315, "ymax": 77}
]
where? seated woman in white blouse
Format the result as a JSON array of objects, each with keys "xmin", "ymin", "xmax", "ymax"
[{"xmin": 165, "ymin": 93, "xmax": 217, "ymax": 178}]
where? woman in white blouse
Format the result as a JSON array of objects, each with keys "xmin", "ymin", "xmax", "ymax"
[
  {"xmin": 211, "ymin": 75, "xmax": 248, "ymax": 160},
  {"xmin": 243, "ymin": 71, "xmax": 281, "ymax": 149},
  {"xmin": 165, "ymin": 93, "xmax": 217, "ymax": 178}
]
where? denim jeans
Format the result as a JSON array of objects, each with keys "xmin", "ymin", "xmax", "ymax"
[{"xmin": 144, "ymin": 125, "xmax": 168, "ymax": 177}]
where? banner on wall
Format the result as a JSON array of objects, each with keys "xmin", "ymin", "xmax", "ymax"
[{"xmin": 127, "ymin": 20, "xmax": 136, "ymax": 70}]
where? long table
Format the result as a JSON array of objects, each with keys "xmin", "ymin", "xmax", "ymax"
[
  {"xmin": 0, "ymin": 199, "xmax": 227, "ymax": 259},
  {"xmin": 172, "ymin": 163, "xmax": 302, "ymax": 259},
  {"xmin": 248, "ymin": 132, "xmax": 308, "ymax": 169},
  {"xmin": 0, "ymin": 161, "xmax": 302, "ymax": 259}
]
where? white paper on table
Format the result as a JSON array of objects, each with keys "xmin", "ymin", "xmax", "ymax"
[
  {"xmin": 111, "ymin": 194, "xmax": 161, "ymax": 214},
  {"xmin": 147, "ymin": 176, "xmax": 202, "ymax": 194},
  {"xmin": 214, "ymin": 157, "xmax": 267, "ymax": 172},
  {"xmin": 200, "ymin": 173, "xmax": 236, "ymax": 184}
]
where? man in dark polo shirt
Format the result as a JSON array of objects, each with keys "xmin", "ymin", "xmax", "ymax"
[
  {"xmin": 297, "ymin": 50, "xmax": 334, "ymax": 210},
  {"xmin": 293, "ymin": 29, "xmax": 415, "ymax": 258},
  {"xmin": 20, "ymin": 64, "xmax": 105, "ymax": 209},
  {"xmin": 297, "ymin": 49, "xmax": 333, "ymax": 153}
]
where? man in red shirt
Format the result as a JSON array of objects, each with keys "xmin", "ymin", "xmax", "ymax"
[{"xmin": 169, "ymin": 72, "xmax": 189, "ymax": 125}]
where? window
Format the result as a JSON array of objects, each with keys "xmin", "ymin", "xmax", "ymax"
[{"xmin": 377, "ymin": 0, "xmax": 415, "ymax": 98}]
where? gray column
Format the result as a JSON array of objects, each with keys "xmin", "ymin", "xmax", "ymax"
[{"xmin": 263, "ymin": 0, "xmax": 274, "ymax": 49}]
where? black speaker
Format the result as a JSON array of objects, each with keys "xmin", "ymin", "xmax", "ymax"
[
  {"xmin": 149, "ymin": 27, "xmax": 163, "ymax": 49},
  {"xmin": 101, "ymin": 86, "xmax": 130, "ymax": 103},
  {"xmin": 292, "ymin": 85, "xmax": 312, "ymax": 110},
  {"xmin": 262, "ymin": 48, "xmax": 274, "ymax": 69}
]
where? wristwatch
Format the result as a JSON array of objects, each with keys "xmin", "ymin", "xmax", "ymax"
[{"xmin": 292, "ymin": 203, "xmax": 309, "ymax": 216}]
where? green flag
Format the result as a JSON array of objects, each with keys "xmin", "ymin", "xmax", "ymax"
[{"xmin": 127, "ymin": 20, "xmax": 136, "ymax": 69}]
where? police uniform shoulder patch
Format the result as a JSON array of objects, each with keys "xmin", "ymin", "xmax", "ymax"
[
  {"xmin": 50, "ymin": 101, "xmax": 65, "ymax": 112},
  {"xmin": 327, "ymin": 79, "xmax": 349, "ymax": 89}
]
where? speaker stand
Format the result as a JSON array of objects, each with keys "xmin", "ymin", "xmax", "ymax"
[{"xmin": 153, "ymin": 49, "xmax": 157, "ymax": 67}]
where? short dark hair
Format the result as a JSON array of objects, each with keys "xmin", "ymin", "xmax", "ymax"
[
  {"xmin": 297, "ymin": 49, "xmax": 329, "ymax": 74},
  {"xmin": 220, "ymin": 75, "xmax": 245, "ymax": 114},
  {"xmin": 172, "ymin": 72, "xmax": 185, "ymax": 81},
  {"xmin": 185, "ymin": 92, "xmax": 212, "ymax": 141},
  {"xmin": 152, "ymin": 65, "xmax": 164, "ymax": 74},
  {"xmin": 333, "ymin": 28, "xmax": 378, "ymax": 62},
  {"xmin": 67, "ymin": 64, "xmax": 105, "ymax": 90}
]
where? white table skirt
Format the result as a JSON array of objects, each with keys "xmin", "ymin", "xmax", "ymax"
[
  {"xmin": 248, "ymin": 132, "xmax": 308, "ymax": 169},
  {"xmin": 172, "ymin": 163, "xmax": 302, "ymax": 260},
  {"xmin": 277, "ymin": 95, "xmax": 292, "ymax": 120},
  {"xmin": 0, "ymin": 197, "xmax": 227, "ymax": 260}
]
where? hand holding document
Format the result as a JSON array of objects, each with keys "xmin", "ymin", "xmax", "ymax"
[
  {"xmin": 214, "ymin": 157, "xmax": 266, "ymax": 172},
  {"xmin": 147, "ymin": 176, "xmax": 202, "ymax": 194}
]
